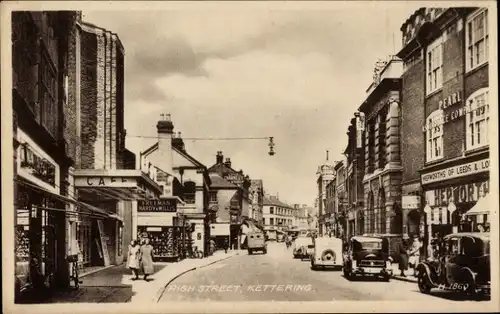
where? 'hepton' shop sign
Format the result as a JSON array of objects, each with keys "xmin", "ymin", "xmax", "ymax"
[{"xmin": 421, "ymin": 159, "xmax": 490, "ymax": 185}]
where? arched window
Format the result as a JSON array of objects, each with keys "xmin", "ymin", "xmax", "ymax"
[
  {"xmin": 466, "ymin": 88, "xmax": 490, "ymax": 151},
  {"xmin": 426, "ymin": 109, "xmax": 444, "ymax": 162},
  {"xmin": 379, "ymin": 188, "xmax": 386, "ymax": 234},
  {"xmin": 368, "ymin": 191, "xmax": 375, "ymax": 234}
]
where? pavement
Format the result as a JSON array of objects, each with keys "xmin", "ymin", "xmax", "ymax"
[
  {"xmin": 158, "ymin": 242, "xmax": 488, "ymax": 304},
  {"xmin": 45, "ymin": 250, "xmax": 240, "ymax": 303}
]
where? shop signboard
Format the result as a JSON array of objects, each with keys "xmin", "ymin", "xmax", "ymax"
[
  {"xmin": 402, "ymin": 195, "xmax": 420, "ymax": 210},
  {"xmin": 211, "ymin": 223, "xmax": 230, "ymax": 236},
  {"xmin": 138, "ymin": 199, "xmax": 177, "ymax": 212},
  {"xmin": 17, "ymin": 129, "xmax": 60, "ymax": 193},
  {"xmin": 421, "ymin": 159, "xmax": 490, "ymax": 185},
  {"xmin": 425, "ymin": 179, "xmax": 489, "ymax": 207}
]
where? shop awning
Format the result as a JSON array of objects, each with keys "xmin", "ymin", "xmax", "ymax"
[
  {"xmin": 73, "ymin": 169, "xmax": 163, "ymax": 201},
  {"xmin": 15, "ymin": 177, "xmax": 116, "ymax": 219},
  {"xmin": 465, "ymin": 193, "xmax": 492, "ymax": 216}
]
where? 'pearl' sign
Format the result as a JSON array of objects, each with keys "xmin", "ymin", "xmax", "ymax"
[{"xmin": 421, "ymin": 159, "xmax": 489, "ymax": 185}]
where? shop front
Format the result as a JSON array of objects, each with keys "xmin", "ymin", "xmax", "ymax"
[
  {"xmin": 73, "ymin": 169, "xmax": 163, "ymax": 271},
  {"xmin": 421, "ymin": 156, "xmax": 490, "ymax": 251}
]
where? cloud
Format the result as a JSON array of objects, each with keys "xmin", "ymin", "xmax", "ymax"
[{"xmin": 83, "ymin": 5, "xmax": 420, "ymax": 205}]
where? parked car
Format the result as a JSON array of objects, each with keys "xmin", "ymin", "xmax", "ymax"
[
  {"xmin": 310, "ymin": 236, "xmax": 343, "ymax": 270},
  {"xmin": 293, "ymin": 236, "xmax": 313, "ymax": 260},
  {"xmin": 416, "ymin": 232, "xmax": 490, "ymax": 297},
  {"xmin": 247, "ymin": 231, "xmax": 267, "ymax": 255},
  {"xmin": 343, "ymin": 235, "xmax": 392, "ymax": 281}
]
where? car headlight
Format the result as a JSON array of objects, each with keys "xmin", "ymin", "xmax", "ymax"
[{"xmin": 352, "ymin": 260, "xmax": 357, "ymax": 268}]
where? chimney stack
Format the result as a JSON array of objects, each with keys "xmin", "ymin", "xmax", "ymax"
[
  {"xmin": 172, "ymin": 131, "xmax": 185, "ymax": 152},
  {"xmin": 224, "ymin": 158, "xmax": 232, "ymax": 168},
  {"xmin": 216, "ymin": 151, "xmax": 223, "ymax": 164},
  {"xmin": 156, "ymin": 113, "xmax": 174, "ymax": 173}
]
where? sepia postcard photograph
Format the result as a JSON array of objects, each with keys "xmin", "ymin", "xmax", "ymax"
[{"xmin": 1, "ymin": 1, "xmax": 498, "ymax": 313}]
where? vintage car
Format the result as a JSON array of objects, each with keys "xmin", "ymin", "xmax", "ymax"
[
  {"xmin": 247, "ymin": 231, "xmax": 267, "ymax": 255},
  {"xmin": 293, "ymin": 236, "xmax": 313, "ymax": 260},
  {"xmin": 310, "ymin": 236, "xmax": 343, "ymax": 270},
  {"xmin": 416, "ymin": 232, "xmax": 490, "ymax": 297},
  {"xmin": 343, "ymin": 235, "xmax": 392, "ymax": 281}
]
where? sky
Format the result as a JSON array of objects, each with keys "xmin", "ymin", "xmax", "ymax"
[{"xmin": 83, "ymin": 2, "xmax": 421, "ymax": 206}]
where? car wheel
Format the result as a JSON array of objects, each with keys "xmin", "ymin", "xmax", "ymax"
[
  {"xmin": 263, "ymin": 249, "xmax": 267, "ymax": 254},
  {"xmin": 382, "ymin": 274, "xmax": 391, "ymax": 282},
  {"xmin": 311, "ymin": 260, "xmax": 317, "ymax": 270},
  {"xmin": 417, "ymin": 274, "xmax": 432, "ymax": 294},
  {"xmin": 248, "ymin": 249, "xmax": 252, "ymax": 255}
]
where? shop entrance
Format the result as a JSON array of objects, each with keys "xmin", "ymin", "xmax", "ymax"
[{"xmin": 407, "ymin": 209, "xmax": 421, "ymax": 237}]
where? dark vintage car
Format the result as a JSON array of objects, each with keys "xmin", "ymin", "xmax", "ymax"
[
  {"xmin": 416, "ymin": 232, "xmax": 490, "ymax": 297},
  {"xmin": 343, "ymin": 236, "xmax": 392, "ymax": 281}
]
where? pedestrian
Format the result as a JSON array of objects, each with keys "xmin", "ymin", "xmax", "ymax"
[
  {"xmin": 127, "ymin": 240, "xmax": 140, "ymax": 280},
  {"xmin": 223, "ymin": 237, "xmax": 229, "ymax": 254},
  {"xmin": 408, "ymin": 235, "xmax": 422, "ymax": 276},
  {"xmin": 397, "ymin": 234, "xmax": 410, "ymax": 277},
  {"xmin": 140, "ymin": 238, "xmax": 155, "ymax": 281}
]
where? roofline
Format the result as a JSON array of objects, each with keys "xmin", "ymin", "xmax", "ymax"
[
  {"xmin": 78, "ymin": 20, "xmax": 125, "ymax": 53},
  {"xmin": 140, "ymin": 142, "xmax": 159, "ymax": 158}
]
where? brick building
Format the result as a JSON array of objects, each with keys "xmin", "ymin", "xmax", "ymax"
[
  {"xmin": 359, "ymin": 56, "xmax": 404, "ymax": 237},
  {"xmin": 208, "ymin": 152, "xmax": 252, "ymax": 249},
  {"xmin": 249, "ymin": 179, "xmax": 265, "ymax": 225},
  {"xmin": 397, "ymin": 7, "xmax": 491, "ymax": 253},
  {"xmin": 343, "ymin": 114, "xmax": 366, "ymax": 238},
  {"xmin": 13, "ymin": 11, "xmax": 82, "ymax": 301},
  {"xmin": 71, "ymin": 21, "xmax": 161, "ymax": 272},
  {"xmin": 333, "ymin": 160, "xmax": 347, "ymax": 237}
]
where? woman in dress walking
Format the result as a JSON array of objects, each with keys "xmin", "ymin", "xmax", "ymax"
[
  {"xmin": 140, "ymin": 238, "xmax": 155, "ymax": 281},
  {"xmin": 127, "ymin": 240, "xmax": 140, "ymax": 280}
]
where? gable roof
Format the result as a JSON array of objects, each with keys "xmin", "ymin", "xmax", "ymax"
[
  {"xmin": 209, "ymin": 173, "xmax": 239, "ymax": 189},
  {"xmin": 172, "ymin": 146, "xmax": 205, "ymax": 169},
  {"xmin": 141, "ymin": 142, "xmax": 159, "ymax": 158}
]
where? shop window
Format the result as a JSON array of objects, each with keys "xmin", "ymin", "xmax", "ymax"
[
  {"xmin": 466, "ymin": 9, "xmax": 489, "ymax": 72},
  {"xmin": 426, "ymin": 36, "xmax": 443, "ymax": 95},
  {"xmin": 426, "ymin": 110, "xmax": 444, "ymax": 162},
  {"xmin": 466, "ymin": 88, "xmax": 490, "ymax": 151}
]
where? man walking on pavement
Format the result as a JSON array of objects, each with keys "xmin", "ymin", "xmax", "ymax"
[{"xmin": 223, "ymin": 237, "xmax": 229, "ymax": 254}]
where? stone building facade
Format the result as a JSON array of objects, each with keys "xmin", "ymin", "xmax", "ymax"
[{"xmin": 360, "ymin": 57, "xmax": 404, "ymax": 236}]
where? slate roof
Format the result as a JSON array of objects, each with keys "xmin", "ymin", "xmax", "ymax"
[
  {"xmin": 263, "ymin": 195, "xmax": 292, "ymax": 208},
  {"xmin": 209, "ymin": 173, "xmax": 238, "ymax": 189}
]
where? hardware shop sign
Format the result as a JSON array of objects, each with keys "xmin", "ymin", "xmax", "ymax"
[
  {"xmin": 421, "ymin": 159, "xmax": 490, "ymax": 185},
  {"xmin": 138, "ymin": 199, "xmax": 177, "ymax": 212}
]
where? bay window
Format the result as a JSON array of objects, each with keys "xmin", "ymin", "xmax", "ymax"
[
  {"xmin": 426, "ymin": 37, "xmax": 443, "ymax": 95},
  {"xmin": 466, "ymin": 88, "xmax": 490, "ymax": 150},
  {"xmin": 466, "ymin": 9, "xmax": 489, "ymax": 72},
  {"xmin": 426, "ymin": 110, "xmax": 444, "ymax": 162}
]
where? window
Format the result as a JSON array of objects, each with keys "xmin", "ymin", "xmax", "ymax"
[
  {"xmin": 209, "ymin": 191, "xmax": 217, "ymax": 203},
  {"xmin": 466, "ymin": 9, "xmax": 489, "ymax": 71},
  {"xmin": 39, "ymin": 47, "xmax": 58, "ymax": 140},
  {"xmin": 426, "ymin": 37, "xmax": 443, "ymax": 94},
  {"xmin": 466, "ymin": 88, "xmax": 490, "ymax": 150},
  {"xmin": 183, "ymin": 181, "xmax": 196, "ymax": 204},
  {"xmin": 270, "ymin": 207, "xmax": 274, "ymax": 214},
  {"xmin": 426, "ymin": 110, "xmax": 444, "ymax": 162},
  {"xmin": 270, "ymin": 218, "xmax": 274, "ymax": 225}
]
